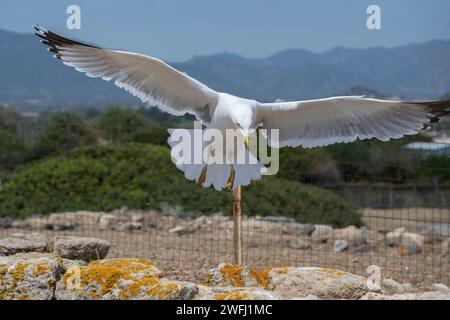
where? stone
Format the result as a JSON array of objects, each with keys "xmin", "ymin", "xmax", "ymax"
[
  {"xmin": 398, "ymin": 233, "xmax": 424, "ymax": 256},
  {"xmin": 289, "ymin": 237, "xmax": 312, "ymax": 250},
  {"xmin": 0, "ymin": 252, "xmax": 64, "ymax": 300},
  {"xmin": 268, "ymin": 267, "xmax": 369, "ymax": 299},
  {"xmin": 382, "ymin": 278, "xmax": 414, "ymax": 295},
  {"xmin": 0, "ymin": 217, "xmax": 13, "ymax": 229},
  {"xmin": 194, "ymin": 285, "xmax": 281, "ymax": 300},
  {"xmin": 360, "ymin": 291, "xmax": 450, "ymax": 300},
  {"xmin": 386, "ymin": 227, "xmax": 406, "ymax": 247},
  {"xmin": 0, "ymin": 233, "xmax": 49, "ymax": 256},
  {"xmin": 282, "ymin": 223, "xmax": 315, "ymax": 236},
  {"xmin": 53, "ymin": 236, "xmax": 111, "ymax": 262},
  {"xmin": 55, "ymin": 258, "xmax": 197, "ymax": 300},
  {"xmin": 419, "ymin": 223, "xmax": 450, "ymax": 243},
  {"xmin": 311, "ymin": 225, "xmax": 333, "ymax": 242},
  {"xmin": 333, "ymin": 226, "xmax": 368, "ymax": 245},
  {"xmin": 333, "ymin": 240, "xmax": 349, "ymax": 252},
  {"xmin": 207, "ymin": 264, "xmax": 368, "ymax": 299},
  {"xmin": 98, "ymin": 213, "xmax": 129, "ymax": 231}
]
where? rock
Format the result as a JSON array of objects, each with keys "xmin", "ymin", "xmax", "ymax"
[
  {"xmin": 353, "ymin": 243, "xmax": 373, "ymax": 253},
  {"xmin": 0, "ymin": 218, "xmax": 13, "ymax": 229},
  {"xmin": 282, "ymin": 223, "xmax": 315, "ymax": 236},
  {"xmin": 0, "ymin": 233, "xmax": 49, "ymax": 256},
  {"xmin": 0, "ymin": 252, "xmax": 64, "ymax": 300},
  {"xmin": 53, "ymin": 236, "xmax": 111, "ymax": 262},
  {"xmin": 386, "ymin": 227, "xmax": 406, "ymax": 247},
  {"xmin": 17, "ymin": 217, "xmax": 53, "ymax": 230},
  {"xmin": 311, "ymin": 225, "xmax": 333, "ymax": 242},
  {"xmin": 208, "ymin": 264, "xmax": 368, "ymax": 299},
  {"xmin": 289, "ymin": 237, "xmax": 312, "ymax": 250},
  {"xmin": 119, "ymin": 221, "xmax": 143, "ymax": 231},
  {"xmin": 333, "ymin": 240, "xmax": 349, "ymax": 252},
  {"xmin": 268, "ymin": 267, "xmax": 368, "ymax": 299},
  {"xmin": 195, "ymin": 285, "xmax": 281, "ymax": 300},
  {"xmin": 382, "ymin": 278, "xmax": 414, "ymax": 295},
  {"xmin": 169, "ymin": 225, "xmax": 197, "ymax": 235},
  {"xmin": 333, "ymin": 226, "xmax": 368, "ymax": 245},
  {"xmin": 360, "ymin": 291, "xmax": 450, "ymax": 300},
  {"xmin": 419, "ymin": 223, "xmax": 450, "ymax": 243},
  {"xmin": 98, "ymin": 213, "xmax": 129, "ymax": 231},
  {"xmin": 255, "ymin": 216, "xmax": 295, "ymax": 223},
  {"xmin": 55, "ymin": 258, "xmax": 196, "ymax": 300},
  {"xmin": 398, "ymin": 233, "xmax": 424, "ymax": 256}
]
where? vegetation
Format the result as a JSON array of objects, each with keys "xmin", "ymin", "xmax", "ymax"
[
  {"xmin": 0, "ymin": 143, "xmax": 360, "ymax": 226},
  {"xmin": 1, "ymin": 101, "xmax": 450, "ymax": 225}
]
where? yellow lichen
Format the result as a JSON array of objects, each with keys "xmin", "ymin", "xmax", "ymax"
[
  {"xmin": 62, "ymin": 258, "xmax": 174, "ymax": 300},
  {"xmin": 32, "ymin": 262, "xmax": 51, "ymax": 277},
  {"xmin": 215, "ymin": 291, "xmax": 251, "ymax": 300},
  {"xmin": 317, "ymin": 268, "xmax": 346, "ymax": 278},
  {"xmin": 218, "ymin": 264, "xmax": 245, "ymax": 287},
  {"xmin": 248, "ymin": 268, "xmax": 271, "ymax": 288}
]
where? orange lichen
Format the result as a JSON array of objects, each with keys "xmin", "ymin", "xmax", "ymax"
[
  {"xmin": 215, "ymin": 291, "xmax": 251, "ymax": 300},
  {"xmin": 32, "ymin": 262, "xmax": 51, "ymax": 277},
  {"xmin": 249, "ymin": 268, "xmax": 271, "ymax": 288},
  {"xmin": 218, "ymin": 264, "xmax": 245, "ymax": 287}
]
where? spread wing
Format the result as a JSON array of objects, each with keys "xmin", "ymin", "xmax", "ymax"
[
  {"xmin": 34, "ymin": 25, "xmax": 218, "ymax": 123},
  {"xmin": 255, "ymin": 96, "xmax": 450, "ymax": 148}
]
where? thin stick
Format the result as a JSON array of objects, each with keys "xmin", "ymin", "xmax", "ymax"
[{"xmin": 233, "ymin": 185, "xmax": 243, "ymax": 265}]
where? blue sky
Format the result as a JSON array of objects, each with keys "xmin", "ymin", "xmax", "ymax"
[{"xmin": 1, "ymin": 0, "xmax": 449, "ymax": 62}]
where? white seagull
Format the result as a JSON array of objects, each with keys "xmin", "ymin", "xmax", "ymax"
[{"xmin": 34, "ymin": 25, "xmax": 450, "ymax": 191}]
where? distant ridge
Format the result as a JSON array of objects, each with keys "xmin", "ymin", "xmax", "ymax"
[{"xmin": 1, "ymin": 28, "xmax": 449, "ymax": 111}]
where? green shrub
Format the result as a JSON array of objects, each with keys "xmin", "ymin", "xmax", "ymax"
[{"xmin": 0, "ymin": 143, "xmax": 360, "ymax": 227}]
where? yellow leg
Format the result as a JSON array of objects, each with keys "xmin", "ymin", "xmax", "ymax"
[
  {"xmin": 196, "ymin": 165, "xmax": 207, "ymax": 186},
  {"xmin": 226, "ymin": 165, "xmax": 236, "ymax": 191}
]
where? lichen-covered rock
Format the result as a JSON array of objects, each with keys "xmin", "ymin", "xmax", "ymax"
[
  {"xmin": 0, "ymin": 233, "xmax": 49, "ymax": 256},
  {"xmin": 267, "ymin": 267, "xmax": 369, "ymax": 299},
  {"xmin": 0, "ymin": 252, "xmax": 64, "ymax": 300},
  {"xmin": 195, "ymin": 285, "xmax": 281, "ymax": 300},
  {"xmin": 207, "ymin": 264, "xmax": 369, "ymax": 299},
  {"xmin": 55, "ymin": 258, "xmax": 197, "ymax": 300},
  {"xmin": 53, "ymin": 236, "xmax": 111, "ymax": 262},
  {"xmin": 208, "ymin": 263, "xmax": 271, "ymax": 288}
]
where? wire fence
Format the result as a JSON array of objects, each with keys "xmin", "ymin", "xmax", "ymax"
[{"xmin": 1, "ymin": 115, "xmax": 450, "ymax": 287}]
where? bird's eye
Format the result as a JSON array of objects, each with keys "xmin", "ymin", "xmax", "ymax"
[{"xmin": 236, "ymin": 123, "xmax": 242, "ymax": 129}]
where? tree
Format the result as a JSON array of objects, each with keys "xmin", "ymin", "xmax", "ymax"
[{"xmin": 30, "ymin": 112, "xmax": 97, "ymax": 159}]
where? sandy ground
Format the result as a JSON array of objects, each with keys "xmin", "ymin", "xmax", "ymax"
[{"xmin": 1, "ymin": 207, "xmax": 449, "ymax": 288}]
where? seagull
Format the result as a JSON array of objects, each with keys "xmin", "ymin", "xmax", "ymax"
[{"xmin": 34, "ymin": 25, "xmax": 450, "ymax": 191}]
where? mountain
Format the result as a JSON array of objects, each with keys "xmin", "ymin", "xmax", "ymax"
[{"xmin": 1, "ymin": 28, "xmax": 450, "ymax": 111}]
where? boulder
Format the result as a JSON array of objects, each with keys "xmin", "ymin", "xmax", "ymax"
[
  {"xmin": 333, "ymin": 240, "xmax": 349, "ymax": 252},
  {"xmin": 0, "ymin": 233, "xmax": 49, "ymax": 256},
  {"xmin": 0, "ymin": 252, "xmax": 64, "ymax": 300},
  {"xmin": 282, "ymin": 223, "xmax": 315, "ymax": 236},
  {"xmin": 55, "ymin": 258, "xmax": 197, "ymax": 300},
  {"xmin": 333, "ymin": 226, "xmax": 368, "ymax": 245},
  {"xmin": 382, "ymin": 278, "xmax": 414, "ymax": 295},
  {"xmin": 398, "ymin": 233, "xmax": 424, "ymax": 256},
  {"xmin": 289, "ymin": 237, "xmax": 312, "ymax": 250},
  {"xmin": 386, "ymin": 227, "xmax": 406, "ymax": 247},
  {"xmin": 311, "ymin": 225, "xmax": 333, "ymax": 242},
  {"xmin": 360, "ymin": 291, "xmax": 450, "ymax": 300},
  {"xmin": 98, "ymin": 213, "xmax": 129, "ymax": 231},
  {"xmin": 0, "ymin": 218, "xmax": 13, "ymax": 229},
  {"xmin": 207, "ymin": 264, "xmax": 369, "ymax": 299},
  {"xmin": 195, "ymin": 285, "xmax": 281, "ymax": 300},
  {"xmin": 419, "ymin": 223, "xmax": 450, "ymax": 243},
  {"xmin": 53, "ymin": 236, "xmax": 111, "ymax": 262}
]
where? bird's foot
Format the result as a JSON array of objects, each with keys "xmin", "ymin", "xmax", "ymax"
[
  {"xmin": 226, "ymin": 165, "xmax": 236, "ymax": 191},
  {"xmin": 196, "ymin": 165, "xmax": 207, "ymax": 186}
]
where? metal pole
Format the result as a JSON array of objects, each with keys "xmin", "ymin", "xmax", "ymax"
[{"xmin": 233, "ymin": 185, "xmax": 243, "ymax": 265}]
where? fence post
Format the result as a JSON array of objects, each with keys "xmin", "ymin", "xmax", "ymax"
[{"xmin": 233, "ymin": 185, "xmax": 243, "ymax": 265}]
